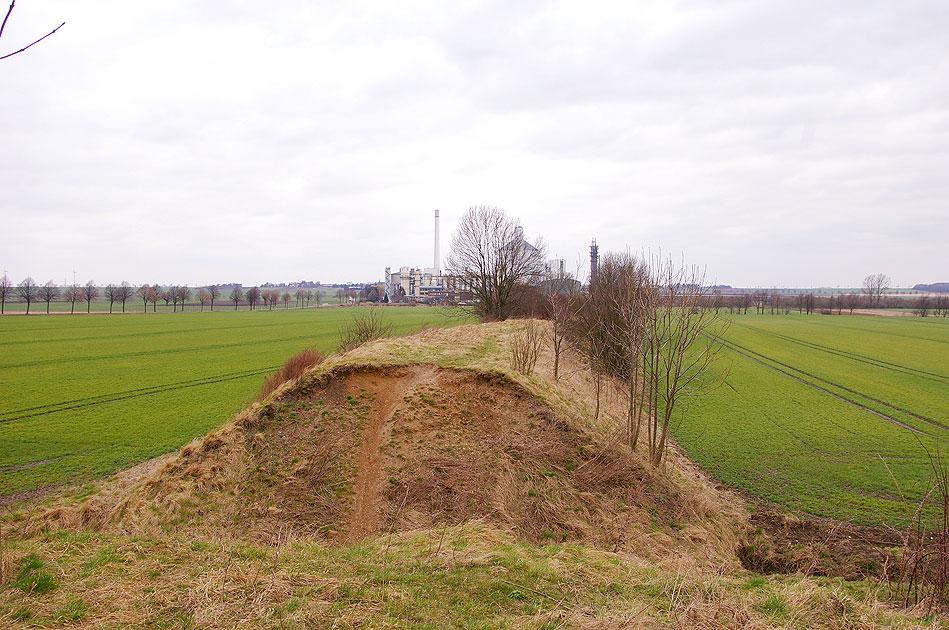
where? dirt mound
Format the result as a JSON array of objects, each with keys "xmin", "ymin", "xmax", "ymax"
[{"xmin": 36, "ymin": 364, "xmax": 705, "ymax": 550}]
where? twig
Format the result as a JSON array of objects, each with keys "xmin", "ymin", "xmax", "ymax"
[{"xmin": 0, "ymin": 12, "xmax": 65, "ymax": 61}]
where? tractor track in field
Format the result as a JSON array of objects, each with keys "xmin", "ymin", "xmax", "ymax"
[
  {"xmin": 0, "ymin": 319, "xmax": 318, "ymax": 347},
  {"xmin": 0, "ymin": 332, "xmax": 333, "ymax": 370},
  {"xmin": 0, "ymin": 365, "xmax": 281, "ymax": 424},
  {"xmin": 732, "ymin": 321, "xmax": 949, "ymax": 384},
  {"xmin": 719, "ymin": 339, "xmax": 929, "ymax": 435}
]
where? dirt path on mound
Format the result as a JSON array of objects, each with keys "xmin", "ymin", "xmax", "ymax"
[{"xmin": 346, "ymin": 365, "xmax": 438, "ymax": 542}]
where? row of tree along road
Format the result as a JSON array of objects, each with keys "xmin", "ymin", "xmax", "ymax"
[{"xmin": 0, "ymin": 277, "xmax": 326, "ymax": 315}]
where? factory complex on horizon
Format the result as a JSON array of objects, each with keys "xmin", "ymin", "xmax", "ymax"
[{"xmin": 384, "ymin": 210, "xmax": 573, "ymax": 304}]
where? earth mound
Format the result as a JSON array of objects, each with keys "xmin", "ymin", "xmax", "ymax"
[{"xmin": 37, "ymin": 363, "xmax": 715, "ymax": 552}]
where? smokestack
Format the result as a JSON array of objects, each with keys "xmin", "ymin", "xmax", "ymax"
[{"xmin": 434, "ymin": 209, "xmax": 440, "ymax": 276}]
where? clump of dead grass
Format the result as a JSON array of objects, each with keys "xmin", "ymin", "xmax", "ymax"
[{"xmin": 258, "ymin": 348, "xmax": 326, "ymax": 401}]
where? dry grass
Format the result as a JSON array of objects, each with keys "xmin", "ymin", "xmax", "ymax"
[{"xmin": 258, "ymin": 347, "xmax": 326, "ymax": 401}]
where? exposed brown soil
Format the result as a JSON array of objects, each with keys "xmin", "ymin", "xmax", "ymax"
[
  {"xmin": 739, "ymin": 501, "xmax": 901, "ymax": 579},
  {"xmin": 29, "ymin": 364, "xmax": 722, "ymax": 554}
]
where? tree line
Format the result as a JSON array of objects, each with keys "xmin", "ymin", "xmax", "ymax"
[{"xmin": 0, "ymin": 276, "xmax": 327, "ymax": 315}]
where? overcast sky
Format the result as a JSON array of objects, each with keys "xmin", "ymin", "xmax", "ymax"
[{"xmin": 2, "ymin": 0, "xmax": 946, "ymax": 288}]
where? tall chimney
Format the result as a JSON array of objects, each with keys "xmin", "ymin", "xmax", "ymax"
[{"xmin": 434, "ymin": 209, "xmax": 440, "ymax": 276}]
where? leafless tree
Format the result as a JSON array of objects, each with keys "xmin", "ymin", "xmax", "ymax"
[
  {"xmin": 294, "ymin": 290, "xmax": 304, "ymax": 308},
  {"xmin": 176, "ymin": 286, "xmax": 190, "ymax": 312},
  {"xmin": 230, "ymin": 287, "xmax": 244, "ymax": 310},
  {"xmin": 16, "ymin": 277, "xmax": 37, "ymax": 314},
  {"xmin": 0, "ymin": 273, "xmax": 10, "ymax": 314},
  {"xmin": 148, "ymin": 287, "xmax": 158, "ymax": 312},
  {"xmin": 40, "ymin": 280, "xmax": 59, "ymax": 314},
  {"xmin": 335, "ymin": 288, "xmax": 344, "ymax": 303},
  {"xmin": 546, "ymin": 278, "xmax": 580, "ymax": 380},
  {"xmin": 935, "ymin": 295, "xmax": 948, "ymax": 318},
  {"xmin": 640, "ymin": 258, "xmax": 726, "ymax": 466},
  {"xmin": 0, "ymin": 1, "xmax": 65, "ymax": 62},
  {"xmin": 165, "ymin": 286, "xmax": 178, "ymax": 312},
  {"xmin": 82, "ymin": 281, "xmax": 97, "ymax": 313},
  {"xmin": 208, "ymin": 285, "xmax": 220, "ymax": 311},
  {"xmin": 447, "ymin": 205, "xmax": 547, "ymax": 321},
  {"xmin": 914, "ymin": 295, "xmax": 932, "ymax": 317},
  {"xmin": 196, "ymin": 288, "xmax": 210, "ymax": 311},
  {"xmin": 117, "ymin": 281, "xmax": 132, "ymax": 312},
  {"xmin": 105, "ymin": 283, "xmax": 118, "ymax": 313},
  {"xmin": 282, "ymin": 291, "xmax": 292, "ymax": 308},
  {"xmin": 862, "ymin": 273, "xmax": 891, "ymax": 308},
  {"xmin": 246, "ymin": 286, "xmax": 261, "ymax": 310},
  {"xmin": 137, "ymin": 285, "xmax": 152, "ymax": 313},
  {"xmin": 843, "ymin": 293, "xmax": 860, "ymax": 315},
  {"xmin": 304, "ymin": 290, "xmax": 313, "ymax": 307},
  {"xmin": 313, "ymin": 291, "xmax": 323, "ymax": 308},
  {"xmin": 65, "ymin": 284, "xmax": 82, "ymax": 314}
]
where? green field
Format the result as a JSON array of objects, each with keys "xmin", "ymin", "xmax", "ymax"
[
  {"xmin": 0, "ymin": 307, "xmax": 472, "ymax": 498},
  {"xmin": 675, "ymin": 313, "xmax": 949, "ymax": 526}
]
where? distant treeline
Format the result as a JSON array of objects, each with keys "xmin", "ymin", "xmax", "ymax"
[{"xmin": 913, "ymin": 282, "xmax": 949, "ymax": 293}]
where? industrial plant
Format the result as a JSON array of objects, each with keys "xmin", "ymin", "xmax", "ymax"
[{"xmin": 385, "ymin": 210, "xmax": 453, "ymax": 303}]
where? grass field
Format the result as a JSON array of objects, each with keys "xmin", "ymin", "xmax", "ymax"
[
  {"xmin": 675, "ymin": 313, "xmax": 949, "ymax": 526},
  {"xmin": 0, "ymin": 307, "xmax": 472, "ymax": 499}
]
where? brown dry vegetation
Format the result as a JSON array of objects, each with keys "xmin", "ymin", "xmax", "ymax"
[{"xmin": 0, "ymin": 321, "xmax": 942, "ymax": 628}]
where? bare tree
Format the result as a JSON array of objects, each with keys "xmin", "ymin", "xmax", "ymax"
[
  {"xmin": 16, "ymin": 277, "xmax": 37, "ymax": 314},
  {"xmin": 83, "ymin": 281, "xmax": 97, "ymax": 313},
  {"xmin": 640, "ymin": 258, "xmax": 727, "ymax": 466},
  {"xmin": 230, "ymin": 287, "xmax": 244, "ymax": 310},
  {"xmin": 117, "ymin": 281, "xmax": 132, "ymax": 312},
  {"xmin": 208, "ymin": 285, "xmax": 220, "ymax": 311},
  {"xmin": 313, "ymin": 291, "xmax": 323, "ymax": 308},
  {"xmin": 862, "ymin": 273, "xmax": 891, "ymax": 308},
  {"xmin": 246, "ymin": 286, "xmax": 261, "ymax": 310},
  {"xmin": 0, "ymin": 1, "xmax": 65, "ymax": 62},
  {"xmin": 447, "ymin": 205, "xmax": 547, "ymax": 321},
  {"xmin": 546, "ymin": 283, "xmax": 580, "ymax": 380},
  {"xmin": 196, "ymin": 288, "xmax": 210, "ymax": 311},
  {"xmin": 294, "ymin": 290, "xmax": 304, "ymax": 308},
  {"xmin": 0, "ymin": 273, "xmax": 10, "ymax": 314},
  {"xmin": 137, "ymin": 284, "xmax": 152, "ymax": 313},
  {"xmin": 282, "ymin": 291, "xmax": 291, "ymax": 309},
  {"xmin": 843, "ymin": 293, "xmax": 860, "ymax": 315},
  {"xmin": 40, "ymin": 280, "xmax": 59, "ymax": 314},
  {"xmin": 304, "ymin": 290, "xmax": 313, "ymax": 308},
  {"xmin": 65, "ymin": 284, "xmax": 82, "ymax": 314},
  {"xmin": 105, "ymin": 283, "xmax": 118, "ymax": 313},
  {"xmin": 914, "ymin": 295, "xmax": 932, "ymax": 317},
  {"xmin": 176, "ymin": 286, "xmax": 190, "ymax": 312}
]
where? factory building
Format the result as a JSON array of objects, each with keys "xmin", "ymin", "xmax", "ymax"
[{"xmin": 385, "ymin": 210, "xmax": 453, "ymax": 303}]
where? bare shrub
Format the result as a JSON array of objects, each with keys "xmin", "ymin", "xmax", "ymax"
[
  {"xmin": 884, "ymin": 444, "xmax": 949, "ymax": 614},
  {"xmin": 259, "ymin": 348, "xmax": 326, "ymax": 400},
  {"xmin": 338, "ymin": 308, "xmax": 394, "ymax": 352},
  {"xmin": 510, "ymin": 319, "xmax": 543, "ymax": 375}
]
